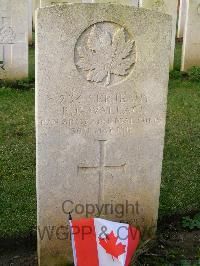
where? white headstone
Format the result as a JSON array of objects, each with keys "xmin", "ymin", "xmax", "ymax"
[
  {"xmin": 33, "ymin": 0, "xmax": 40, "ymax": 30},
  {"xmin": 36, "ymin": 3, "xmax": 171, "ymax": 265},
  {"xmin": 40, "ymin": 0, "xmax": 82, "ymax": 8},
  {"xmin": 28, "ymin": 0, "xmax": 33, "ymax": 44},
  {"xmin": 177, "ymin": 0, "xmax": 187, "ymax": 38},
  {"xmin": 139, "ymin": 0, "xmax": 178, "ymax": 70},
  {"xmin": 181, "ymin": 0, "xmax": 200, "ymax": 71},
  {"xmin": 93, "ymin": 0, "xmax": 139, "ymax": 6},
  {"xmin": 0, "ymin": 0, "xmax": 28, "ymax": 80}
]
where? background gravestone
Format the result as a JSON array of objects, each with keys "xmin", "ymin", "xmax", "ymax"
[
  {"xmin": 177, "ymin": 0, "xmax": 187, "ymax": 38},
  {"xmin": 33, "ymin": 0, "xmax": 40, "ymax": 30},
  {"xmin": 181, "ymin": 0, "xmax": 200, "ymax": 71},
  {"xmin": 40, "ymin": 0, "xmax": 139, "ymax": 7},
  {"xmin": 36, "ymin": 3, "xmax": 171, "ymax": 265},
  {"xmin": 0, "ymin": 0, "xmax": 28, "ymax": 80},
  {"xmin": 139, "ymin": 0, "xmax": 178, "ymax": 70},
  {"xmin": 29, "ymin": 0, "xmax": 33, "ymax": 44},
  {"xmin": 40, "ymin": 0, "xmax": 81, "ymax": 8},
  {"xmin": 93, "ymin": 0, "xmax": 139, "ymax": 6}
]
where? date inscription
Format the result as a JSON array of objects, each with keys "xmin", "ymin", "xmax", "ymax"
[{"xmin": 38, "ymin": 91, "xmax": 163, "ymax": 137}]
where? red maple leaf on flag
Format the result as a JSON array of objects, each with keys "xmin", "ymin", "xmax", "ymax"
[{"xmin": 99, "ymin": 231, "xmax": 126, "ymax": 260}]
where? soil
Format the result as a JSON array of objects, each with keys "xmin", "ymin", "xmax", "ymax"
[
  {"xmin": 0, "ymin": 235, "xmax": 37, "ymax": 266},
  {"xmin": 0, "ymin": 216, "xmax": 199, "ymax": 266},
  {"xmin": 138, "ymin": 216, "xmax": 200, "ymax": 265}
]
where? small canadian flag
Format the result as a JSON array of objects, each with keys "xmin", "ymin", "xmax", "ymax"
[{"xmin": 69, "ymin": 217, "xmax": 140, "ymax": 266}]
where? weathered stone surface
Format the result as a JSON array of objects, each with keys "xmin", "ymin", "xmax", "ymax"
[
  {"xmin": 93, "ymin": 0, "xmax": 139, "ymax": 6},
  {"xmin": 139, "ymin": 0, "xmax": 178, "ymax": 70},
  {"xmin": 181, "ymin": 0, "xmax": 200, "ymax": 71},
  {"xmin": 36, "ymin": 3, "xmax": 171, "ymax": 265},
  {"xmin": 40, "ymin": 0, "xmax": 139, "ymax": 8},
  {"xmin": 0, "ymin": 0, "xmax": 28, "ymax": 80},
  {"xmin": 40, "ymin": 0, "xmax": 82, "ymax": 8},
  {"xmin": 177, "ymin": 0, "xmax": 187, "ymax": 38}
]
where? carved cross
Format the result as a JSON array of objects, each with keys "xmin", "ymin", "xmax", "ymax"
[{"xmin": 78, "ymin": 140, "xmax": 126, "ymax": 206}]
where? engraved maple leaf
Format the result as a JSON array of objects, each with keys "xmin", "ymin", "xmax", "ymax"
[{"xmin": 76, "ymin": 25, "xmax": 135, "ymax": 86}]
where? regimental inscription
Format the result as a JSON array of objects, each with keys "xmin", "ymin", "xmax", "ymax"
[
  {"xmin": 78, "ymin": 140, "xmax": 126, "ymax": 205},
  {"xmin": 39, "ymin": 91, "xmax": 163, "ymax": 137},
  {"xmin": 75, "ymin": 22, "xmax": 136, "ymax": 86}
]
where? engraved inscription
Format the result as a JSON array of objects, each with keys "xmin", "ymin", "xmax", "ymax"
[
  {"xmin": 39, "ymin": 90, "xmax": 163, "ymax": 137},
  {"xmin": 75, "ymin": 22, "xmax": 136, "ymax": 86},
  {"xmin": 78, "ymin": 140, "xmax": 126, "ymax": 205}
]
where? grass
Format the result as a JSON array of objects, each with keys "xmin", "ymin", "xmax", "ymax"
[
  {"xmin": 159, "ymin": 42, "xmax": 200, "ymax": 217},
  {"xmin": 173, "ymin": 41, "xmax": 182, "ymax": 71},
  {"xmin": 0, "ymin": 47, "xmax": 36, "ymax": 238},
  {"xmin": 0, "ymin": 87, "xmax": 36, "ymax": 237},
  {"xmin": 0, "ymin": 42, "xmax": 199, "ymax": 238},
  {"xmin": 160, "ymin": 79, "xmax": 200, "ymax": 217}
]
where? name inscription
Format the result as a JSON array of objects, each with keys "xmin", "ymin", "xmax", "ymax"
[{"xmin": 39, "ymin": 91, "xmax": 163, "ymax": 136}]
